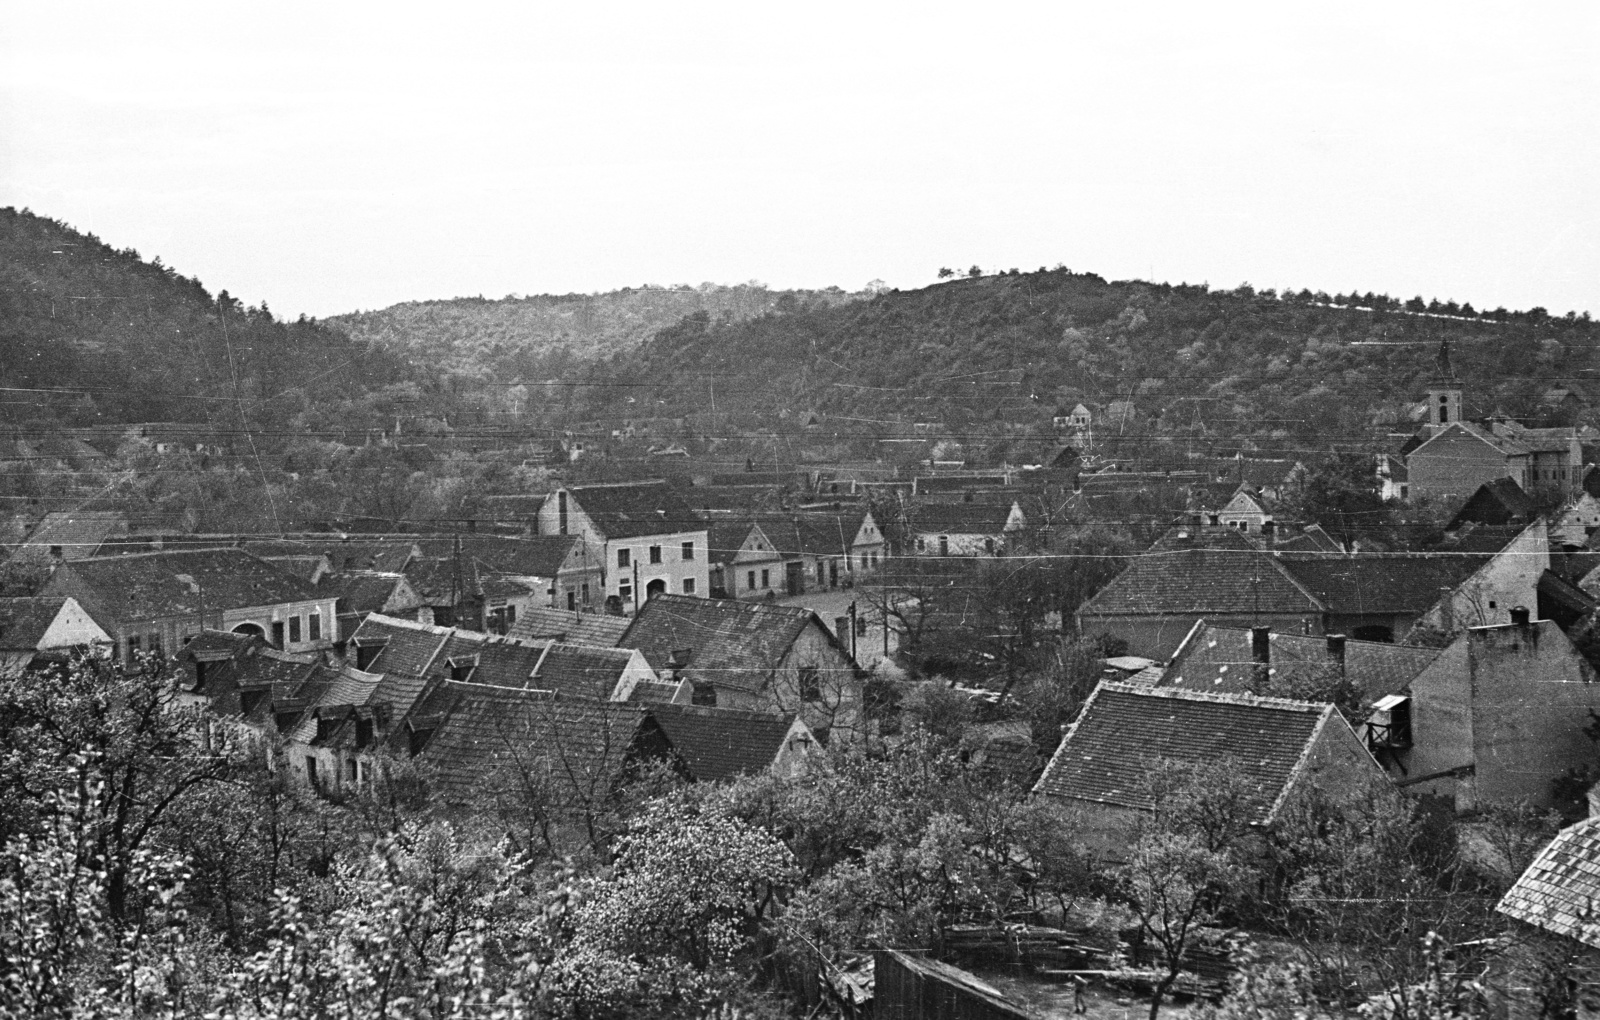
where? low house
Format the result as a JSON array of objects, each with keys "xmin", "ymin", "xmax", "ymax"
[
  {"xmin": 41, "ymin": 548, "xmax": 338, "ymax": 661},
  {"xmin": 618, "ymin": 593, "xmax": 864, "ymax": 742},
  {"xmin": 1492, "ymin": 819, "xmax": 1600, "ymax": 1016},
  {"xmin": 1368, "ymin": 611, "xmax": 1600, "ymax": 812},
  {"xmin": 0, "ymin": 596, "xmax": 111, "ymax": 677},
  {"xmin": 535, "ymin": 482, "xmax": 710, "ymax": 612},
  {"xmin": 907, "ymin": 500, "xmax": 1026, "ymax": 558},
  {"xmin": 325, "ymin": 572, "xmax": 423, "ymax": 642},
  {"xmin": 1214, "ymin": 486, "xmax": 1273, "ymax": 535},
  {"xmin": 647, "ymin": 704, "xmax": 817, "ymax": 781},
  {"xmin": 417, "ymin": 534, "xmax": 603, "ymax": 615},
  {"xmin": 1376, "ymin": 453, "xmax": 1409, "ymax": 502},
  {"xmin": 709, "ymin": 520, "xmax": 786, "ymax": 601},
  {"xmin": 1447, "ymin": 477, "xmax": 1538, "ymax": 531},
  {"xmin": 1551, "ymin": 492, "xmax": 1600, "ymax": 549},
  {"xmin": 1033, "ymin": 682, "xmax": 1384, "ymax": 853},
  {"xmin": 8, "ymin": 511, "xmax": 128, "ymax": 565},
  {"xmin": 1078, "ymin": 522, "xmax": 1549, "ymax": 658}
]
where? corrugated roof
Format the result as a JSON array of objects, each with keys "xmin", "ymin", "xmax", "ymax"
[
  {"xmin": 618, "ymin": 594, "xmax": 821, "ymax": 694},
  {"xmin": 647, "ymin": 704, "xmax": 799, "ymax": 782},
  {"xmin": 1034, "ymin": 682, "xmax": 1333, "ymax": 818},
  {"xmin": 1161, "ymin": 621, "xmax": 1442, "ymax": 702},
  {"xmin": 1497, "ymin": 817, "xmax": 1600, "ymax": 949}
]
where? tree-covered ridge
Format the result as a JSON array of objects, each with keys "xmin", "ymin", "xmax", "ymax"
[
  {"xmin": 327, "ymin": 283, "xmax": 871, "ymax": 383},
  {"xmin": 0, "ymin": 207, "xmax": 409, "ymax": 428},
  {"xmin": 579, "ymin": 270, "xmax": 1600, "ymax": 447}
]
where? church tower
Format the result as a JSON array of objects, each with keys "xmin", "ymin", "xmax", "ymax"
[{"xmin": 1425, "ymin": 339, "xmax": 1463, "ymax": 427}]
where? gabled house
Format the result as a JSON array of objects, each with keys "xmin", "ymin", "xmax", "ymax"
[
  {"xmin": 535, "ymin": 482, "xmax": 709, "ymax": 612},
  {"xmin": 618, "ymin": 593, "xmax": 864, "ymax": 742},
  {"xmin": 646, "ymin": 704, "xmax": 818, "ymax": 781},
  {"xmin": 1033, "ymin": 681, "xmax": 1384, "ymax": 852},
  {"xmin": 0, "ymin": 596, "xmax": 111, "ymax": 677},
  {"xmin": 41, "ymin": 548, "xmax": 338, "ymax": 661},
  {"xmin": 1376, "ymin": 453, "xmax": 1409, "ymax": 502},
  {"xmin": 416, "ymin": 534, "xmax": 603, "ymax": 615},
  {"xmin": 1447, "ymin": 477, "xmax": 1538, "ymax": 532},
  {"xmin": 1214, "ymin": 486, "xmax": 1273, "ymax": 535},
  {"xmin": 709, "ymin": 520, "xmax": 786, "ymax": 601},
  {"xmin": 1366, "ymin": 612, "xmax": 1600, "ymax": 812},
  {"xmin": 907, "ymin": 500, "xmax": 1026, "ymax": 557},
  {"xmin": 325, "ymin": 572, "xmax": 423, "ymax": 642},
  {"xmin": 1551, "ymin": 492, "xmax": 1600, "ymax": 549}
]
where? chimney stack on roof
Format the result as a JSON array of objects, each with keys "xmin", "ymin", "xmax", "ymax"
[
  {"xmin": 1251, "ymin": 626, "xmax": 1271, "ymax": 666},
  {"xmin": 1510, "ymin": 606, "xmax": 1531, "ymax": 627}
]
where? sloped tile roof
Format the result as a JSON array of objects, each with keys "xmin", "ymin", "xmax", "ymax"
[
  {"xmin": 1079, "ymin": 548, "xmax": 1323, "ymax": 617},
  {"xmin": 1278, "ymin": 554, "xmax": 1488, "ymax": 615},
  {"xmin": 403, "ymin": 556, "xmax": 482, "ymax": 604},
  {"xmin": 908, "ymin": 502, "xmax": 1021, "ymax": 536},
  {"xmin": 507, "ymin": 607, "xmax": 631, "ymax": 647},
  {"xmin": 646, "ymin": 704, "xmax": 799, "ymax": 782},
  {"xmin": 569, "ymin": 482, "xmax": 705, "ymax": 540},
  {"xmin": 1161, "ymin": 621, "xmax": 1442, "ymax": 702},
  {"xmin": 618, "ymin": 593, "xmax": 821, "ymax": 694},
  {"xmin": 1448, "ymin": 477, "xmax": 1538, "ymax": 530},
  {"xmin": 244, "ymin": 539, "xmax": 416, "ymax": 573},
  {"xmin": 1497, "ymin": 818, "xmax": 1600, "ymax": 948},
  {"xmin": 0, "ymin": 597, "xmax": 73, "ymax": 651},
  {"xmin": 1034, "ymin": 682, "xmax": 1334, "ymax": 818},
  {"xmin": 627, "ymin": 678, "xmax": 685, "ymax": 704},
  {"xmin": 415, "ymin": 535, "xmax": 579, "ymax": 577},
  {"xmin": 533, "ymin": 643, "xmax": 640, "ymax": 700},
  {"xmin": 1539, "ymin": 568, "xmax": 1598, "ymax": 617},
  {"xmin": 349, "ymin": 614, "xmax": 454, "ymax": 675},
  {"xmin": 45, "ymin": 548, "xmax": 323, "ymax": 625},
  {"xmin": 707, "ymin": 521, "xmax": 760, "ymax": 566},
  {"xmin": 414, "ymin": 685, "xmax": 653, "ymax": 806},
  {"xmin": 458, "ymin": 639, "xmax": 546, "ymax": 689},
  {"xmin": 329, "ymin": 573, "xmax": 416, "ymax": 616},
  {"xmin": 13, "ymin": 511, "xmax": 126, "ymax": 561}
]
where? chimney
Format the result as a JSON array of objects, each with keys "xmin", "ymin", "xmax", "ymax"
[
  {"xmin": 1510, "ymin": 606, "xmax": 1531, "ymax": 627},
  {"xmin": 1325, "ymin": 633, "xmax": 1347, "ymax": 672},
  {"xmin": 1251, "ymin": 626, "xmax": 1271, "ymax": 665},
  {"xmin": 666, "ymin": 647, "xmax": 694, "ymax": 681}
]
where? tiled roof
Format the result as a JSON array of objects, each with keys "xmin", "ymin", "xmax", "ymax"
[
  {"xmin": 1278, "ymin": 554, "xmax": 1488, "ymax": 615},
  {"xmin": 1539, "ymin": 569, "xmax": 1598, "ymax": 617},
  {"xmin": 458, "ymin": 639, "xmax": 546, "ymax": 690},
  {"xmin": 1161, "ymin": 621, "xmax": 1442, "ymax": 702},
  {"xmin": 415, "ymin": 535, "xmax": 579, "ymax": 578},
  {"xmin": 349, "ymin": 614, "xmax": 454, "ymax": 676},
  {"xmin": 627, "ymin": 678, "xmax": 686, "ymax": 704},
  {"xmin": 908, "ymin": 502, "xmax": 1020, "ymax": 536},
  {"xmin": 1497, "ymin": 818, "xmax": 1600, "ymax": 948},
  {"xmin": 569, "ymin": 482, "xmax": 705, "ymax": 540},
  {"xmin": 260, "ymin": 556, "xmax": 326, "ymax": 583},
  {"xmin": 1079, "ymin": 548, "xmax": 1322, "ymax": 617},
  {"xmin": 1448, "ymin": 477, "xmax": 1538, "ymax": 530},
  {"xmin": 44, "ymin": 549, "xmax": 323, "ymax": 625},
  {"xmin": 13, "ymin": 511, "xmax": 126, "ymax": 560},
  {"xmin": 413, "ymin": 685, "xmax": 653, "ymax": 805},
  {"xmin": 533, "ymin": 643, "xmax": 640, "ymax": 700},
  {"xmin": 1034, "ymin": 682, "xmax": 1334, "ymax": 818},
  {"xmin": 618, "ymin": 594, "xmax": 822, "ymax": 694},
  {"xmin": 646, "ymin": 704, "xmax": 800, "ymax": 782},
  {"xmin": 707, "ymin": 521, "xmax": 760, "ymax": 566},
  {"xmin": 0, "ymin": 597, "xmax": 72, "ymax": 651},
  {"xmin": 403, "ymin": 556, "xmax": 481, "ymax": 603},
  {"xmin": 243, "ymin": 538, "xmax": 416, "ymax": 573},
  {"xmin": 507, "ymin": 607, "xmax": 631, "ymax": 647},
  {"xmin": 329, "ymin": 573, "xmax": 416, "ymax": 616}
]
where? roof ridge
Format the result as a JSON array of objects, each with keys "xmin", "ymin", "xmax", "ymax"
[
  {"xmin": 361, "ymin": 612, "xmax": 456, "ymax": 636},
  {"xmin": 1100, "ymin": 680, "xmax": 1328, "ymax": 712}
]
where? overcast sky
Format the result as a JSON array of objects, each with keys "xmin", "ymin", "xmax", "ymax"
[{"xmin": 2, "ymin": 2, "xmax": 1596, "ymax": 319}]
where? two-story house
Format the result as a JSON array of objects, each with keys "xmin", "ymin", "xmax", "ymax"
[
  {"xmin": 535, "ymin": 482, "xmax": 709, "ymax": 613},
  {"xmin": 41, "ymin": 548, "xmax": 338, "ymax": 661}
]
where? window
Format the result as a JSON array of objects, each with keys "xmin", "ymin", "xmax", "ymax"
[
  {"xmin": 126, "ymin": 634, "xmax": 141, "ymax": 661},
  {"xmin": 682, "ymin": 578, "xmax": 696, "ymax": 594},
  {"xmin": 619, "ymin": 581, "xmax": 633, "ymax": 602},
  {"xmin": 617, "ymin": 548, "xmax": 631, "ymax": 568},
  {"xmin": 798, "ymin": 666, "xmax": 822, "ymax": 703},
  {"xmin": 505, "ymin": 605, "xmax": 516, "ymax": 626},
  {"xmin": 682, "ymin": 541, "xmax": 695, "ymax": 560},
  {"xmin": 557, "ymin": 491, "xmax": 568, "ymax": 535},
  {"xmin": 568, "ymin": 590, "xmax": 577, "ymax": 610},
  {"xmin": 916, "ymin": 537, "xmax": 926, "ymax": 552},
  {"xmin": 748, "ymin": 570, "xmax": 757, "ymax": 590},
  {"xmin": 345, "ymin": 759, "xmax": 358, "ymax": 784},
  {"xmin": 148, "ymin": 633, "xmax": 163, "ymax": 659},
  {"xmin": 581, "ymin": 583, "xmax": 590, "ymax": 604},
  {"xmin": 761, "ymin": 568, "xmax": 770, "ymax": 588},
  {"xmin": 650, "ymin": 545, "xmax": 662, "ymax": 564},
  {"xmin": 306, "ymin": 757, "xmax": 319, "ymax": 785},
  {"xmin": 308, "ymin": 611, "xmax": 321, "ymax": 641},
  {"xmin": 938, "ymin": 536, "xmax": 949, "ymax": 557},
  {"xmin": 356, "ymin": 717, "xmax": 374, "ymax": 748},
  {"xmin": 289, "ymin": 615, "xmax": 302, "ymax": 643}
]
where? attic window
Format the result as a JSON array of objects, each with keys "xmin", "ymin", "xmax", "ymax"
[{"xmin": 1367, "ymin": 695, "xmax": 1412, "ymax": 751}]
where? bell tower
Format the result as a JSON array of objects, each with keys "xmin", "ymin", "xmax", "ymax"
[{"xmin": 1425, "ymin": 339, "xmax": 1462, "ymax": 428}]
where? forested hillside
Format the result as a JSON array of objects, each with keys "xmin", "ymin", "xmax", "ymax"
[
  {"xmin": 574, "ymin": 270, "xmax": 1600, "ymax": 447},
  {"xmin": 0, "ymin": 207, "xmax": 409, "ymax": 429},
  {"xmin": 328, "ymin": 282, "xmax": 869, "ymax": 382}
]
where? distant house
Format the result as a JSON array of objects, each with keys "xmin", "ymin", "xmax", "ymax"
[
  {"xmin": 710, "ymin": 520, "xmax": 786, "ymax": 601},
  {"xmin": 417, "ymin": 534, "xmax": 603, "ymax": 620},
  {"xmin": 9, "ymin": 511, "xmax": 128, "ymax": 565},
  {"xmin": 618, "ymin": 593, "xmax": 864, "ymax": 742},
  {"xmin": 1551, "ymin": 492, "xmax": 1600, "ymax": 549},
  {"xmin": 1493, "ymin": 818, "xmax": 1600, "ymax": 1014},
  {"xmin": 1376, "ymin": 453, "xmax": 1409, "ymax": 502},
  {"xmin": 907, "ymin": 500, "xmax": 1026, "ymax": 557},
  {"xmin": 535, "ymin": 482, "xmax": 709, "ymax": 612},
  {"xmin": 1214, "ymin": 486, "xmax": 1273, "ymax": 535},
  {"xmin": 1408, "ymin": 422, "xmax": 1582, "ymax": 501},
  {"xmin": 41, "ymin": 549, "xmax": 337, "ymax": 661},
  {"xmin": 763, "ymin": 509, "xmax": 887, "ymax": 593},
  {"xmin": 1367, "ymin": 613, "xmax": 1600, "ymax": 813},
  {"xmin": 1447, "ymin": 477, "xmax": 1538, "ymax": 531},
  {"xmin": 506, "ymin": 605, "xmax": 632, "ymax": 647},
  {"xmin": 0, "ymin": 596, "xmax": 111, "ymax": 677},
  {"xmin": 1033, "ymin": 681, "xmax": 1383, "ymax": 853},
  {"xmin": 325, "ymin": 572, "xmax": 423, "ymax": 642}
]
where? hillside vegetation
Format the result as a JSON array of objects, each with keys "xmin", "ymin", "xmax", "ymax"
[
  {"xmin": 573, "ymin": 270, "xmax": 1599, "ymax": 449},
  {"xmin": 327, "ymin": 283, "xmax": 869, "ymax": 382},
  {"xmin": 0, "ymin": 207, "xmax": 409, "ymax": 429}
]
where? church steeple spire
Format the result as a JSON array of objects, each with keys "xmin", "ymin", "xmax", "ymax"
[
  {"xmin": 1426, "ymin": 338, "xmax": 1463, "ymax": 427},
  {"xmin": 1435, "ymin": 338, "xmax": 1456, "ymax": 381}
]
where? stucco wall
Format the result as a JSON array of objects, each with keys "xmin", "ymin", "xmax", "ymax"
[
  {"xmin": 1398, "ymin": 638, "xmax": 1476, "ymax": 796},
  {"xmin": 1412, "ymin": 523, "xmax": 1548, "ymax": 637},
  {"xmin": 1408, "ymin": 428, "xmax": 1523, "ymax": 499}
]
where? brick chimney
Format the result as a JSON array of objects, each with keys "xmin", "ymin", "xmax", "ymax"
[{"xmin": 1510, "ymin": 606, "xmax": 1531, "ymax": 627}]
